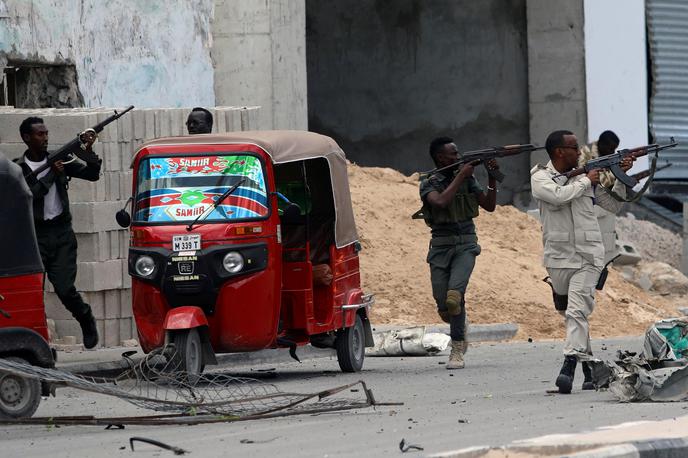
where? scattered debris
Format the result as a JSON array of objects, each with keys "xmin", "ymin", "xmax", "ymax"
[
  {"xmin": 0, "ymin": 350, "xmax": 399, "ymax": 426},
  {"xmin": 458, "ymin": 419, "xmax": 470, "ymax": 424},
  {"xmin": 591, "ymin": 318, "xmax": 688, "ymax": 402},
  {"xmin": 105, "ymin": 424, "xmax": 124, "ymax": 430},
  {"xmin": 366, "ymin": 327, "xmax": 450, "ymax": 356},
  {"xmin": 129, "ymin": 437, "xmax": 188, "ymax": 455},
  {"xmin": 239, "ymin": 437, "xmax": 279, "ymax": 444},
  {"xmin": 399, "ymin": 438, "xmax": 424, "ymax": 452}
]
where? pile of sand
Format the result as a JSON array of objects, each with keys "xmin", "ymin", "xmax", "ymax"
[{"xmin": 349, "ymin": 164, "xmax": 686, "ymax": 340}]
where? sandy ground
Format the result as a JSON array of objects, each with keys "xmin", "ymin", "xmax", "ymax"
[{"xmin": 349, "ymin": 164, "xmax": 686, "ymax": 340}]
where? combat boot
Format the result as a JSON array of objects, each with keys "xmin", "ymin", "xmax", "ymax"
[
  {"xmin": 78, "ymin": 311, "xmax": 99, "ymax": 349},
  {"xmin": 555, "ymin": 355, "xmax": 577, "ymax": 394},
  {"xmin": 581, "ymin": 361, "xmax": 594, "ymax": 390},
  {"xmin": 446, "ymin": 340, "xmax": 465, "ymax": 370}
]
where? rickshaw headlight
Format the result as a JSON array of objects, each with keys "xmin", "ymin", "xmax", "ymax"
[
  {"xmin": 222, "ymin": 252, "xmax": 244, "ymax": 273},
  {"xmin": 134, "ymin": 255, "xmax": 156, "ymax": 277}
]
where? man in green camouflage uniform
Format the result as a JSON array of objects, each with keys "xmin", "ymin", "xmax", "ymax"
[{"xmin": 417, "ymin": 137, "xmax": 498, "ymax": 370}]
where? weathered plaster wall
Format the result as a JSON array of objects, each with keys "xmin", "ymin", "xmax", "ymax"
[
  {"xmin": 0, "ymin": 0, "xmax": 215, "ymax": 108},
  {"xmin": 212, "ymin": 0, "xmax": 307, "ymax": 130},
  {"xmin": 306, "ymin": 0, "xmax": 530, "ymax": 203},
  {"xmin": 527, "ymin": 0, "xmax": 587, "ymax": 168}
]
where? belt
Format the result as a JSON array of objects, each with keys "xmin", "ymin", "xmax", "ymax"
[
  {"xmin": 430, "ymin": 234, "xmax": 478, "ymax": 246},
  {"xmin": 35, "ymin": 212, "xmax": 70, "ymax": 228}
]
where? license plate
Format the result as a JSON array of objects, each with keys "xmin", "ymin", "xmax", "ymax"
[{"xmin": 172, "ymin": 234, "xmax": 201, "ymax": 252}]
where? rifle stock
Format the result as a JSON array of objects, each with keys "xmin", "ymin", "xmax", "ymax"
[{"xmin": 27, "ymin": 105, "xmax": 135, "ymax": 179}]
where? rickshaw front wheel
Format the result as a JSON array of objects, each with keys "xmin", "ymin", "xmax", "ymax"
[
  {"xmin": 336, "ymin": 314, "xmax": 365, "ymax": 372},
  {"xmin": 0, "ymin": 357, "xmax": 41, "ymax": 419},
  {"xmin": 170, "ymin": 328, "xmax": 205, "ymax": 377}
]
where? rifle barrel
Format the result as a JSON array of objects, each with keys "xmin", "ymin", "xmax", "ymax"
[{"xmin": 421, "ymin": 144, "xmax": 543, "ymax": 176}]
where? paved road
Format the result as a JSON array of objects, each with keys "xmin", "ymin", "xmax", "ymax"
[{"xmin": 3, "ymin": 336, "xmax": 687, "ymax": 457}]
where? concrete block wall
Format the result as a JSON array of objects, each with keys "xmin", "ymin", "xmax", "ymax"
[{"xmin": 0, "ymin": 105, "xmax": 262, "ymax": 347}]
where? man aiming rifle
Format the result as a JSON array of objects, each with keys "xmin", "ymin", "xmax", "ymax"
[
  {"xmin": 15, "ymin": 107, "xmax": 133, "ymax": 349},
  {"xmin": 415, "ymin": 139, "xmax": 538, "ymax": 369}
]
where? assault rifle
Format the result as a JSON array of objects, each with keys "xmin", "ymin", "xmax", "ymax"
[
  {"xmin": 27, "ymin": 105, "xmax": 135, "ymax": 179},
  {"xmin": 553, "ymin": 137, "xmax": 678, "ymax": 187},
  {"xmin": 631, "ymin": 162, "xmax": 672, "ymax": 181},
  {"xmin": 421, "ymin": 143, "xmax": 545, "ymax": 182}
]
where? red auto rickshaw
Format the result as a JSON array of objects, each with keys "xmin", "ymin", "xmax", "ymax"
[
  {"xmin": 117, "ymin": 131, "xmax": 374, "ymax": 375},
  {"xmin": 0, "ymin": 152, "xmax": 55, "ymax": 418}
]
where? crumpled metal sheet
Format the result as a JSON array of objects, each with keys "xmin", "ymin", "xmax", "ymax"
[
  {"xmin": 590, "ymin": 317, "xmax": 688, "ymax": 402},
  {"xmin": 642, "ymin": 317, "xmax": 688, "ymax": 360},
  {"xmin": 591, "ymin": 355, "xmax": 688, "ymax": 402},
  {"xmin": 365, "ymin": 326, "xmax": 451, "ymax": 356}
]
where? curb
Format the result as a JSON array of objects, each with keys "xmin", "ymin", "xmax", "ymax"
[
  {"xmin": 430, "ymin": 436, "xmax": 688, "ymax": 458},
  {"xmin": 58, "ymin": 323, "xmax": 517, "ymax": 376},
  {"xmin": 570, "ymin": 437, "xmax": 688, "ymax": 458}
]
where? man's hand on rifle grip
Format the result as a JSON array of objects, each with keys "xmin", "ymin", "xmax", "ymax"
[
  {"xmin": 51, "ymin": 160, "xmax": 65, "ymax": 174},
  {"xmin": 457, "ymin": 160, "xmax": 480, "ymax": 181},
  {"xmin": 586, "ymin": 169, "xmax": 600, "ymax": 185}
]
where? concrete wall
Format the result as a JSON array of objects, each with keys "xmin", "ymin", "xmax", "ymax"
[
  {"xmin": 0, "ymin": 105, "xmax": 261, "ymax": 347},
  {"xmin": 584, "ymin": 0, "xmax": 649, "ymax": 175},
  {"xmin": 0, "ymin": 0, "xmax": 216, "ymax": 108},
  {"xmin": 306, "ymin": 0, "xmax": 530, "ymax": 203},
  {"xmin": 527, "ymin": 0, "xmax": 587, "ymax": 167},
  {"xmin": 213, "ymin": 0, "xmax": 307, "ymax": 130}
]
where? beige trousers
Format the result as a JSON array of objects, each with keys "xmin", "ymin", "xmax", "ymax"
[{"xmin": 547, "ymin": 262, "xmax": 602, "ymax": 359}]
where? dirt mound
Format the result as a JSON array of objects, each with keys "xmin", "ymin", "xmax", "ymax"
[{"xmin": 349, "ymin": 163, "xmax": 686, "ymax": 340}]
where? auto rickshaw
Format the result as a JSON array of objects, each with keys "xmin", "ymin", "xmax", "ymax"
[
  {"xmin": 117, "ymin": 131, "xmax": 374, "ymax": 375},
  {"xmin": 0, "ymin": 152, "xmax": 55, "ymax": 418}
]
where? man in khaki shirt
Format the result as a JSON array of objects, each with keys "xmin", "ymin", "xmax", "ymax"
[
  {"xmin": 579, "ymin": 131, "xmax": 625, "ymax": 264},
  {"xmin": 530, "ymin": 130, "xmax": 632, "ymax": 394}
]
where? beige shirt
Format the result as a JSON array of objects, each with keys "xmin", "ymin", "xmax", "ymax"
[
  {"xmin": 579, "ymin": 142, "xmax": 627, "ymax": 263},
  {"xmin": 530, "ymin": 161, "xmax": 626, "ymax": 269}
]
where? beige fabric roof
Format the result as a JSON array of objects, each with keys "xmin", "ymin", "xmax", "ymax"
[{"xmin": 135, "ymin": 131, "xmax": 359, "ymax": 248}]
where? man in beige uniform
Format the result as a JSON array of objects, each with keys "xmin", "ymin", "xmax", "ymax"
[
  {"xmin": 579, "ymin": 131, "xmax": 625, "ymax": 265},
  {"xmin": 531, "ymin": 130, "xmax": 632, "ymax": 394}
]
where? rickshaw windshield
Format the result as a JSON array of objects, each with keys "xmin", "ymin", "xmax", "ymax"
[{"xmin": 133, "ymin": 153, "xmax": 269, "ymax": 224}]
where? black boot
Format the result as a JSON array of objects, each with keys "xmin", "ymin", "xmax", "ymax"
[
  {"xmin": 555, "ymin": 355, "xmax": 577, "ymax": 394},
  {"xmin": 78, "ymin": 311, "xmax": 99, "ymax": 349},
  {"xmin": 581, "ymin": 361, "xmax": 594, "ymax": 390}
]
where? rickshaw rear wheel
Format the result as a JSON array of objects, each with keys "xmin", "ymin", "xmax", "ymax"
[
  {"xmin": 0, "ymin": 357, "xmax": 41, "ymax": 419},
  {"xmin": 170, "ymin": 328, "xmax": 205, "ymax": 377},
  {"xmin": 336, "ymin": 314, "xmax": 365, "ymax": 372}
]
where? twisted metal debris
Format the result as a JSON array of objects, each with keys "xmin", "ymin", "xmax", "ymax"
[{"xmin": 0, "ymin": 346, "xmax": 390, "ymax": 425}]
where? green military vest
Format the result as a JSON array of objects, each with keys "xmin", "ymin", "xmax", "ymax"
[{"xmin": 414, "ymin": 175, "xmax": 479, "ymax": 227}]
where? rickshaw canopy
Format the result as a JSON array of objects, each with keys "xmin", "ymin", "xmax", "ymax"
[
  {"xmin": 134, "ymin": 131, "xmax": 359, "ymax": 248},
  {"xmin": 0, "ymin": 152, "xmax": 43, "ymax": 277}
]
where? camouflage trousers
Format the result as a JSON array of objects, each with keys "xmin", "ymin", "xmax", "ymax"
[{"xmin": 427, "ymin": 236, "xmax": 480, "ymax": 341}]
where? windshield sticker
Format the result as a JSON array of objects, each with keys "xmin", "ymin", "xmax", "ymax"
[
  {"xmin": 135, "ymin": 155, "xmax": 268, "ymax": 223},
  {"xmin": 149, "ymin": 155, "xmax": 265, "ymax": 189}
]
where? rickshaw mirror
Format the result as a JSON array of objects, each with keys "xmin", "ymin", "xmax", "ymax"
[{"xmin": 115, "ymin": 209, "xmax": 131, "ymax": 228}]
